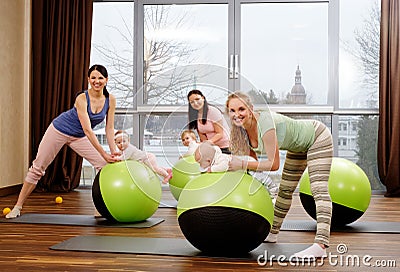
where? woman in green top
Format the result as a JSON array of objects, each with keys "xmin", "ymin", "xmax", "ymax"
[{"xmin": 226, "ymin": 91, "xmax": 333, "ymax": 259}]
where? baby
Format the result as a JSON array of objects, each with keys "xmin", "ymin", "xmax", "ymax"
[
  {"xmin": 180, "ymin": 129, "xmax": 200, "ymax": 158},
  {"xmin": 114, "ymin": 130, "xmax": 172, "ymax": 183},
  {"xmin": 194, "ymin": 141, "xmax": 230, "ymax": 172},
  {"xmin": 194, "ymin": 141, "xmax": 278, "ymax": 196}
]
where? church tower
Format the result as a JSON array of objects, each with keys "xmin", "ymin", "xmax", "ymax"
[{"xmin": 287, "ymin": 65, "xmax": 307, "ymax": 104}]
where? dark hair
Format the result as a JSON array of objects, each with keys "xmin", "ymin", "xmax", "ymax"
[
  {"xmin": 187, "ymin": 89, "xmax": 209, "ymax": 130},
  {"xmin": 88, "ymin": 64, "xmax": 109, "ymax": 97}
]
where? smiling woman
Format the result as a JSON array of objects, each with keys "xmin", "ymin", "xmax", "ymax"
[
  {"xmin": 187, "ymin": 89, "xmax": 231, "ymax": 154},
  {"xmin": 6, "ymin": 64, "xmax": 120, "ymax": 219},
  {"xmin": 226, "ymin": 91, "xmax": 333, "ymax": 259}
]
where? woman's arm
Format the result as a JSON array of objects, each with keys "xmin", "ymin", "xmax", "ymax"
[
  {"xmin": 229, "ymin": 129, "xmax": 280, "ymax": 171},
  {"xmin": 105, "ymin": 94, "xmax": 117, "ymax": 155},
  {"xmin": 75, "ymin": 94, "xmax": 117, "ymax": 163},
  {"xmin": 249, "ymin": 149, "xmax": 258, "ymax": 160},
  {"xmin": 253, "ymin": 129, "xmax": 280, "ymax": 171},
  {"xmin": 198, "ymin": 106, "xmax": 226, "ymax": 144},
  {"xmin": 206, "ymin": 119, "xmax": 225, "ymax": 144},
  {"xmin": 198, "ymin": 130, "xmax": 208, "ymax": 142}
]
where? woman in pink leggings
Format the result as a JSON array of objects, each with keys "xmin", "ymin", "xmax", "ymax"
[{"xmin": 6, "ymin": 64, "xmax": 119, "ymax": 219}]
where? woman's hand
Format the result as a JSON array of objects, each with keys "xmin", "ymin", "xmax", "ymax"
[
  {"xmin": 103, "ymin": 153, "xmax": 120, "ymax": 163},
  {"xmin": 229, "ymin": 156, "xmax": 245, "ymax": 171},
  {"xmin": 112, "ymin": 150, "xmax": 122, "ymax": 156}
]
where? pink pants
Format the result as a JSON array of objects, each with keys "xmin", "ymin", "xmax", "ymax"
[{"xmin": 26, "ymin": 123, "xmax": 107, "ymax": 184}]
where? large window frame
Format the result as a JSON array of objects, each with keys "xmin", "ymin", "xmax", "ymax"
[{"xmin": 93, "ymin": 0, "xmax": 381, "ymax": 190}]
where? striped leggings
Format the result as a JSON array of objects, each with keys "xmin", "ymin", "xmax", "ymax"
[{"xmin": 270, "ymin": 121, "xmax": 333, "ymax": 247}]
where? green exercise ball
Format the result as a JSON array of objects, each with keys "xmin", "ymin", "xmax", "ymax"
[
  {"xmin": 177, "ymin": 171, "xmax": 274, "ymax": 255},
  {"xmin": 169, "ymin": 155, "xmax": 201, "ymax": 201},
  {"xmin": 299, "ymin": 157, "xmax": 371, "ymax": 226},
  {"xmin": 92, "ymin": 160, "xmax": 162, "ymax": 223}
]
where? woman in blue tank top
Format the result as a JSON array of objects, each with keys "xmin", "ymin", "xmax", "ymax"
[{"xmin": 6, "ymin": 64, "xmax": 119, "ymax": 219}]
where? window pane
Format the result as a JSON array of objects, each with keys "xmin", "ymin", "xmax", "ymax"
[
  {"xmin": 337, "ymin": 115, "xmax": 383, "ymax": 190},
  {"xmin": 241, "ymin": 3, "xmax": 328, "ymax": 105},
  {"xmin": 91, "ymin": 2, "xmax": 134, "ymax": 108},
  {"xmin": 143, "ymin": 113, "xmax": 190, "ymax": 168},
  {"xmin": 339, "ymin": 0, "xmax": 380, "ymax": 108},
  {"xmin": 143, "ymin": 4, "xmax": 228, "ymax": 105}
]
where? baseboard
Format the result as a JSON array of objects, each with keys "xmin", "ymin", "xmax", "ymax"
[{"xmin": 0, "ymin": 184, "xmax": 22, "ymax": 197}]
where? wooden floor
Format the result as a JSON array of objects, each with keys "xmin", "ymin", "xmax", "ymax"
[{"xmin": 0, "ymin": 186, "xmax": 399, "ymax": 272}]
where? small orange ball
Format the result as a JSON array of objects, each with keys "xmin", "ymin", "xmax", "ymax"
[
  {"xmin": 55, "ymin": 196, "xmax": 63, "ymax": 204},
  {"xmin": 3, "ymin": 207, "xmax": 11, "ymax": 216}
]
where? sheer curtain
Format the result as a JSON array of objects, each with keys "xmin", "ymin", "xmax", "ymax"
[
  {"xmin": 378, "ymin": 0, "xmax": 400, "ymax": 197},
  {"xmin": 31, "ymin": 0, "xmax": 93, "ymax": 192}
]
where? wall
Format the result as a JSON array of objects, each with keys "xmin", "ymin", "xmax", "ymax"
[{"xmin": 0, "ymin": 0, "xmax": 30, "ymax": 191}]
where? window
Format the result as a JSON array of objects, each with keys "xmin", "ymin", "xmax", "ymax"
[
  {"xmin": 241, "ymin": 2, "xmax": 328, "ymax": 105},
  {"xmin": 89, "ymin": 0, "xmax": 383, "ymax": 191},
  {"xmin": 143, "ymin": 4, "xmax": 229, "ymax": 105},
  {"xmin": 337, "ymin": 115, "xmax": 382, "ymax": 190},
  {"xmin": 143, "ymin": 113, "xmax": 189, "ymax": 168},
  {"xmin": 90, "ymin": 2, "xmax": 134, "ymax": 108},
  {"xmin": 339, "ymin": 0, "xmax": 380, "ymax": 109}
]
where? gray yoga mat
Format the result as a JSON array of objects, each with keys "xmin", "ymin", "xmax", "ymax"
[
  {"xmin": 281, "ymin": 219, "xmax": 400, "ymax": 233},
  {"xmin": 50, "ymin": 235, "xmax": 309, "ymax": 261},
  {"xmin": 0, "ymin": 213, "xmax": 164, "ymax": 228},
  {"xmin": 158, "ymin": 199, "xmax": 177, "ymax": 208}
]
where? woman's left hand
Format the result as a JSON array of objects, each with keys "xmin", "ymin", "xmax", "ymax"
[
  {"xmin": 104, "ymin": 153, "xmax": 120, "ymax": 163},
  {"xmin": 229, "ymin": 156, "xmax": 244, "ymax": 171},
  {"xmin": 112, "ymin": 150, "xmax": 122, "ymax": 156}
]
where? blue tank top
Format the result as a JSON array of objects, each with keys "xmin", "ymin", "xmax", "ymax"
[{"xmin": 52, "ymin": 90, "xmax": 110, "ymax": 137}]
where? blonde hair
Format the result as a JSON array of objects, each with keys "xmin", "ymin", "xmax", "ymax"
[
  {"xmin": 181, "ymin": 129, "xmax": 197, "ymax": 141},
  {"xmin": 225, "ymin": 91, "xmax": 255, "ymax": 155}
]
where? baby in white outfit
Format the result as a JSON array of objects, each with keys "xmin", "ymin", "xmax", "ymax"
[
  {"xmin": 114, "ymin": 130, "xmax": 172, "ymax": 183},
  {"xmin": 180, "ymin": 129, "xmax": 200, "ymax": 158},
  {"xmin": 194, "ymin": 142, "xmax": 278, "ymax": 196}
]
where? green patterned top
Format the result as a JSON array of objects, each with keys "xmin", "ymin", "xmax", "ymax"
[{"xmin": 251, "ymin": 111, "xmax": 315, "ymax": 154}]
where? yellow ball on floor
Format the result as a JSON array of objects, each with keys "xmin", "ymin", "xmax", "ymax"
[
  {"xmin": 55, "ymin": 196, "xmax": 63, "ymax": 204},
  {"xmin": 3, "ymin": 207, "xmax": 11, "ymax": 216}
]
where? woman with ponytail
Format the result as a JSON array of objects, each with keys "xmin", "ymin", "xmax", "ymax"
[{"xmin": 6, "ymin": 64, "xmax": 119, "ymax": 219}]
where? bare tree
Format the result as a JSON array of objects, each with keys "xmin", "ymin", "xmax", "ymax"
[
  {"xmin": 342, "ymin": 0, "xmax": 380, "ymax": 105},
  {"xmin": 92, "ymin": 6, "xmax": 202, "ymax": 107},
  {"xmin": 143, "ymin": 6, "xmax": 203, "ymax": 105},
  {"xmin": 341, "ymin": 1, "xmax": 382, "ymax": 189}
]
